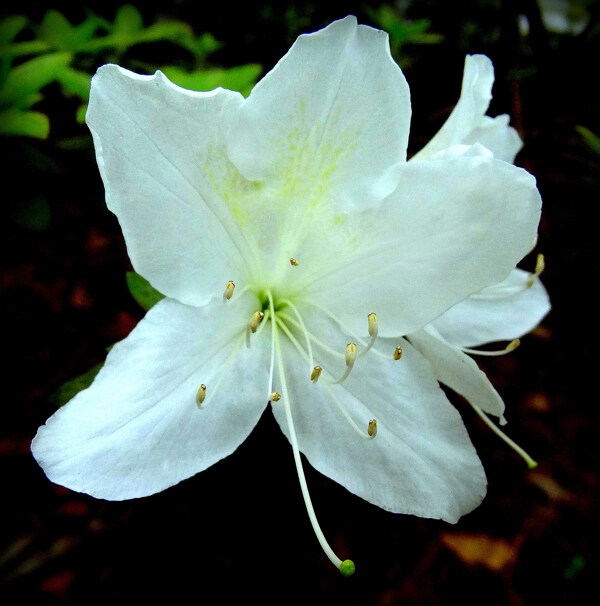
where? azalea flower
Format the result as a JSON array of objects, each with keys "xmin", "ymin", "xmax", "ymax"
[
  {"xmin": 408, "ymin": 54, "xmax": 550, "ymax": 465},
  {"xmin": 32, "ymin": 17, "xmax": 542, "ymax": 575}
]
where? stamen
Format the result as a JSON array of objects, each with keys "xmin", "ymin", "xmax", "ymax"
[
  {"xmin": 526, "ymin": 253, "xmax": 545, "ymax": 287},
  {"xmin": 357, "ymin": 313, "xmax": 378, "ymax": 359},
  {"xmin": 196, "ymin": 333, "xmax": 245, "ymax": 410},
  {"xmin": 311, "ymin": 366, "xmax": 322, "ymax": 383},
  {"xmin": 270, "ymin": 292, "xmax": 354, "ymax": 575},
  {"xmin": 471, "ymin": 404, "xmax": 538, "ymax": 469},
  {"xmin": 223, "ymin": 280, "xmax": 235, "ymax": 301},
  {"xmin": 246, "ymin": 310, "xmax": 265, "ymax": 348},
  {"xmin": 249, "ymin": 310, "xmax": 264, "ymax": 333},
  {"xmin": 279, "ymin": 299, "xmax": 315, "ymax": 379},
  {"xmin": 324, "ymin": 384, "xmax": 377, "ymax": 441},
  {"xmin": 367, "ymin": 419, "xmax": 377, "ymax": 437},
  {"xmin": 345, "ymin": 343, "xmax": 357, "ymax": 366},
  {"xmin": 290, "ymin": 257, "xmax": 299, "ymax": 266},
  {"xmin": 195, "ymin": 384, "xmax": 206, "ymax": 407},
  {"xmin": 270, "ymin": 392, "xmax": 281, "ymax": 402},
  {"xmin": 461, "ymin": 339, "xmax": 520, "ymax": 357},
  {"xmin": 393, "ymin": 346, "xmax": 403, "ymax": 360}
]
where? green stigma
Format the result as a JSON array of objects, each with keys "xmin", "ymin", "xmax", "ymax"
[
  {"xmin": 339, "ymin": 559, "xmax": 356, "ymax": 577},
  {"xmin": 528, "ymin": 460, "xmax": 538, "ymax": 470}
]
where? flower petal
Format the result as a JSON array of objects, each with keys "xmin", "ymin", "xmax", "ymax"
[
  {"xmin": 87, "ymin": 65, "xmax": 258, "ymax": 307},
  {"xmin": 409, "ymin": 325, "xmax": 505, "ymax": 417},
  {"xmin": 431, "ymin": 269, "xmax": 551, "ymax": 347},
  {"xmin": 415, "ymin": 55, "xmax": 493, "ymax": 159},
  {"xmin": 226, "ymin": 16, "xmax": 410, "ymax": 211},
  {"xmin": 272, "ymin": 328, "xmax": 486, "ymax": 523},
  {"xmin": 32, "ymin": 297, "xmax": 270, "ymax": 500},
  {"xmin": 299, "ymin": 154, "xmax": 542, "ymax": 338},
  {"xmin": 414, "ymin": 55, "xmax": 521, "ymax": 162}
]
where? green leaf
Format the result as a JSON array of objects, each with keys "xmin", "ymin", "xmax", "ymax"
[
  {"xmin": 0, "ymin": 15, "xmax": 28, "ymax": 45},
  {"xmin": 76, "ymin": 103, "xmax": 87, "ymax": 124},
  {"xmin": 0, "ymin": 52, "xmax": 71, "ymax": 106},
  {"xmin": 0, "ymin": 39, "xmax": 50, "ymax": 60},
  {"xmin": 56, "ymin": 66, "xmax": 91, "ymax": 100},
  {"xmin": 0, "ymin": 108, "xmax": 49, "ymax": 138},
  {"xmin": 37, "ymin": 10, "xmax": 74, "ymax": 49},
  {"xmin": 49, "ymin": 363, "xmax": 103, "ymax": 407},
  {"xmin": 113, "ymin": 5, "xmax": 143, "ymax": 35},
  {"xmin": 7, "ymin": 194, "xmax": 51, "ymax": 230},
  {"xmin": 126, "ymin": 271, "xmax": 164, "ymax": 311},
  {"xmin": 161, "ymin": 64, "xmax": 262, "ymax": 97},
  {"xmin": 576, "ymin": 125, "xmax": 600, "ymax": 156}
]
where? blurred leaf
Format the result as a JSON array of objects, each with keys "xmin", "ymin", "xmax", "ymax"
[
  {"xmin": 37, "ymin": 10, "xmax": 74, "ymax": 49},
  {"xmin": 13, "ymin": 91, "xmax": 43, "ymax": 109},
  {"xmin": 441, "ymin": 532, "xmax": 517, "ymax": 572},
  {"xmin": 126, "ymin": 271, "xmax": 164, "ymax": 311},
  {"xmin": 49, "ymin": 363, "xmax": 103, "ymax": 407},
  {"xmin": 0, "ymin": 15, "xmax": 28, "ymax": 45},
  {"xmin": 56, "ymin": 66, "xmax": 91, "ymax": 101},
  {"xmin": 6, "ymin": 194, "xmax": 51, "ymax": 230},
  {"xmin": 564, "ymin": 554, "xmax": 586, "ymax": 580},
  {"xmin": 113, "ymin": 5, "xmax": 143, "ymax": 35},
  {"xmin": 576, "ymin": 125, "xmax": 600, "ymax": 155},
  {"xmin": 0, "ymin": 39, "xmax": 50, "ymax": 59},
  {"xmin": 0, "ymin": 108, "xmax": 49, "ymax": 138},
  {"xmin": 76, "ymin": 103, "xmax": 87, "ymax": 124},
  {"xmin": 162, "ymin": 64, "xmax": 262, "ymax": 96},
  {"xmin": 0, "ymin": 52, "xmax": 71, "ymax": 106}
]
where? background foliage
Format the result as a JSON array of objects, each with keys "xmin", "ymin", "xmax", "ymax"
[{"xmin": 1, "ymin": 1, "xmax": 598, "ymax": 604}]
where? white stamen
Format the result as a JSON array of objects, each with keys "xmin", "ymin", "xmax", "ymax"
[
  {"xmin": 196, "ymin": 333, "xmax": 245, "ymax": 410},
  {"xmin": 270, "ymin": 392, "xmax": 281, "ymax": 402},
  {"xmin": 311, "ymin": 366, "xmax": 322, "ymax": 382},
  {"xmin": 471, "ymin": 404, "xmax": 538, "ymax": 469},
  {"xmin": 269, "ymin": 291, "xmax": 353, "ymax": 575},
  {"xmin": 345, "ymin": 343, "xmax": 357, "ymax": 366},
  {"xmin": 279, "ymin": 299, "xmax": 315, "ymax": 379},
  {"xmin": 461, "ymin": 339, "xmax": 520, "ymax": 357},
  {"xmin": 223, "ymin": 280, "xmax": 235, "ymax": 301},
  {"xmin": 246, "ymin": 310, "xmax": 265, "ymax": 348},
  {"xmin": 357, "ymin": 313, "xmax": 378, "ymax": 359}
]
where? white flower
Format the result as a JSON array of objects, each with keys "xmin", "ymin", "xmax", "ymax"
[
  {"xmin": 407, "ymin": 55, "xmax": 550, "ymax": 465},
  {"xmin": 31, "ymin": 17, "xmax": 542, "ymax": 575}
]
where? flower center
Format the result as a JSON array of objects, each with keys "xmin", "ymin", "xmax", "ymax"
[{"xmin": 196, "ymin": 278, "xmax": 406, "ymax": 575}]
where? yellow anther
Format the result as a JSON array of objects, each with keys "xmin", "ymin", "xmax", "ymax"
[
  {"xmin": 367, "ymin": 312, "xmax": 378, "ymax": 337},
  {"xmin": 270, "ymin": 392, "xmax": 281, "ymax": 402},
  {"xmin": 345, "ymin": 343, "xmax": 357, "ymax": 366},
  {"xmin": 249, "ymin": 310, "xmax": 264, "ymax": 333},
  {"xmin": 367, "ymin": 419, "xmax": 377, "ymax": 437},
  {"xmin": 311, "ymin": 366, "xmax": 322, "ymax": 383},
  {"xmin": 290, "ymin": 257, "xmax": 299, "ymax": 266},
  {"xmin": 223, "ymin": 280, "xmax": 235, "ymax": 300},
  {"xmin": 393, "ymin": 346, "xmax": 403, "ymax": 360},
  {"xmin": 527, "ymin": 253, "xmax": 545, "ymax": 287},
  {"xmin": 196, "ymin": 384, "xmax": 207, "ymax": 407},
  {"xmin": 505, "ymin": 338, "xmax": 520, "ymax": 352}
]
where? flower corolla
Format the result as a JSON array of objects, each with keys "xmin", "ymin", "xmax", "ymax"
[{"xmin": 32, "ymin": 17, "xmax": 543, "ymax": 574}]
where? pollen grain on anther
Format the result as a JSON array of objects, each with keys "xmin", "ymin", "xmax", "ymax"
[
  {"xmin": 393, "ymin": 346, "xmax": 403, "ymax": 360},
  {"xmin": 290, "ymin": 257, "xmax": 299, "ymax": 266},
  {"xmin": 223, "ymin": 280, "xmax": 235, "ymax": 300},
  {"xmin": 196, "ymin": 384, "xmax": 207, "ymax": 407}
]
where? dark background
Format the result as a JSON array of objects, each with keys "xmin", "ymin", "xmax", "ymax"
[{"xmin": 1, "ymin": 1, "xmax": 598, "ymax": 604}]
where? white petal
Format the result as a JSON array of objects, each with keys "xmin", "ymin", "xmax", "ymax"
[
  {"xmin": 299, "ymin": 154, "xmax": 542, "ymax": 338},
  {"xmin": 431, "ymin": 269, "xmax": 551, "ymax": 347},
  {"xmin": 227, "ymin": 16, "xmax": 410, "ymax": 211},
  {"xmin": 87, "ymin": 65, "xmax": 258, "ymax": 307},
  {"xmin": 32, "ymin": 297, "xmax": 270, "ymax": 500},
  {"xmin": 463, "ymin": 114, "xmax": 522, "ymax": 163},
  {"xmin": 271, "ymin": 328, "xmax": 486, "ymax": 523},
  {"xmin": 409, "ymin": 325, "xmax": 505, "ymax": 417},
  {"xmin": 414, "ymin": 54, "xmax": 494, "ymax": 160}
]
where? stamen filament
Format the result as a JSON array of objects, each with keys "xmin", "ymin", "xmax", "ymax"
[
  {"xmin": 358, "ymin": 313, "xmax": 378, "ymax": 359},
  {"xmin": 278, "ymin": 312, "xmax": 345, "ymax": 360},
  {"xmin": 278, "ymin": 317, "xmax": 373, "ymax": 441},
  {"xmin": 269, "ymin": 292, "xmax": 353, "ymax": 575},
  {"xmin": 297, "ymin": 299, "xmax": 395, "ymax": 361},
  {"xmin": 324, "ymin": 383, "xmax": 376, "ymax": 441},
  {"xmin": 460, "ymin": 339, "xmax": 520, "ymax": 357},
  {"xmin": 471, "ymin": 404, "xmax": 538, "ymax": 469},
  {"xmin": 197, "ymin": 333, "xmax": 245, "ymax": 410},
  {"xmin": 279, "ymin": 299, "xmax": 315, "ymax": 378}
]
